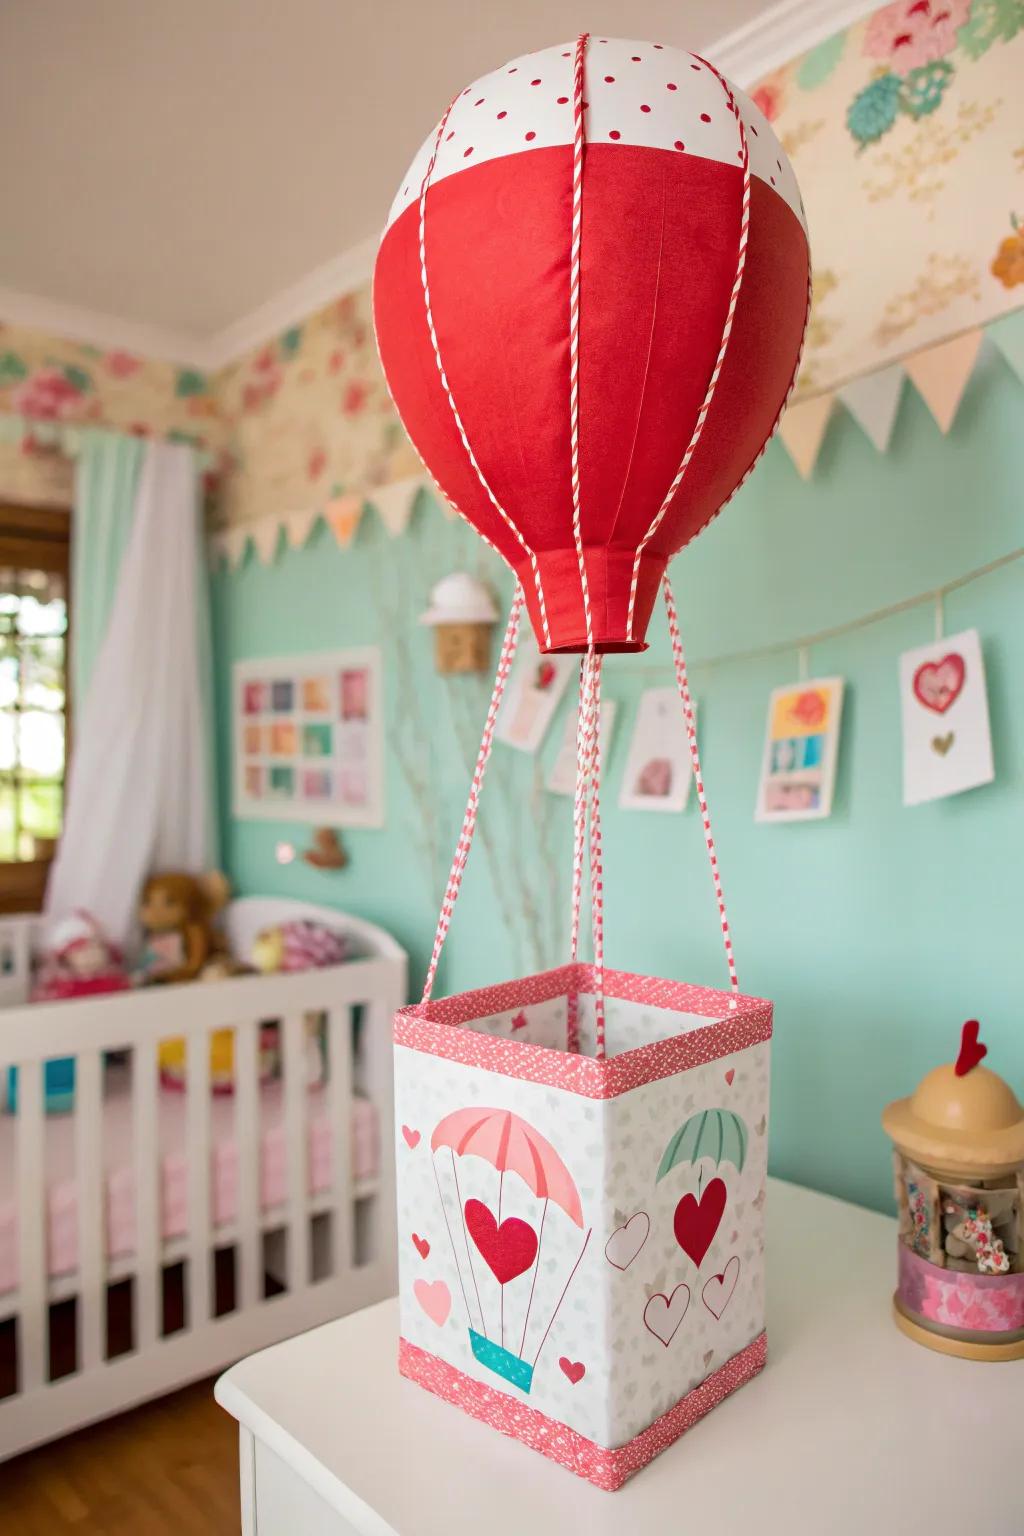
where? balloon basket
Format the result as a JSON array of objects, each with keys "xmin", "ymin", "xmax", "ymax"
[
  {"xmin": 468, "ymin": 1329, "xmax": 535, "ymax": 1393},
  {"xmin": 394, "ymin": 962, "xmax": 772, "ymax": 1490}
]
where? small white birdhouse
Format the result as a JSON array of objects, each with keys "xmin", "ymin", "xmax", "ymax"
[{"xmin": 420, "ymin": 573, "xmax": 498, "ymax": 675}]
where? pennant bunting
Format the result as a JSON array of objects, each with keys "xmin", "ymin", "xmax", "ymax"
[
  {"xmin": 904, "ymin": 330, "xmax": 983, "ymax": 435},
  {"xmin": 369, "ymin": 475, "xmax": 423, "ymax": 538},
  {"xmin": 324, "ymin": 492, "xmax": 364, "ymax": 548},
  {"xmin": 251, "ymin": 517, "xmax": 283, "ymax": 565},
  {"xmin": 284, "ymin": 506, "xmax": 318, "ymax": 549},
  {"xmin": 988, "ymin": 309, "xmax": 1024, "ymax": 386},
  {"xmin": 778, "ymin": 393, "xmax": 835, "ymax": 480},
  {"xmin": 839, "ymin": 366, "xmax": 905, "ymax": 454}
]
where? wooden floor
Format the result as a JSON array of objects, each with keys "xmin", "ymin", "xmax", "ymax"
[{"xmin": 0, "ymin": 1379, "xmax": 239, "ymax": 1535}]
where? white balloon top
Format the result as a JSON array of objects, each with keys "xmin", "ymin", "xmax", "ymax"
[{"xmin": 384, "ymin": 37, "xmax": 806, "ymax": 237}]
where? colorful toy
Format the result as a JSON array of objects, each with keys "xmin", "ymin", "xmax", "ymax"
[
  {"xmin": 143, "ymin": 870, "xmax": 238, "ymax": 1091},
  {"xmin": 251, "ymin": 919, "xmax": 350, "ymax": 974},
  {"xmin": 376, "ymin": 33, "xmax": 810, "ymax": 1487},
  {"xmin": 883, "ymin": 1020, "xmax": 1024, "ymax": 1360},
  {"xmin": 5, "ymin": 912, "xmax": 130, "ymax": 1115}
]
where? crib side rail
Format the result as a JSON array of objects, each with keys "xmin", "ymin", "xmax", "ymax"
[{"xmin": 0, "ymin": 951, "xmax": 405, "ymax": 1458}]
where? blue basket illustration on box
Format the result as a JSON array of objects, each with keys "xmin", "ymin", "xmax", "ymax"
[{"xmin": 468, "ymin": 1329, "xmax": 535, "ymax": 1393}]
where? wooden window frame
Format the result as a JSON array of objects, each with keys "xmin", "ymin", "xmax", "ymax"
[{"xmin": 0, "ymin": 503, "xmax": 72, "ymax": 913}]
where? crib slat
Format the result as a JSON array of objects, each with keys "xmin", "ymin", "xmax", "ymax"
[
  {"xmin": 326, "ymin": 1006, "xmax": 353, "ymax": 1278},
  {"xmin": 15, "ymin": 1059, "xmax": 46, "ymax": 1392},
  {"xmin": 186, "ymin": 1024, "xmax": 212, "ymax": 1331},
  {"xmin": 133, "ymin": 1035, "xmax": 161, "ymax": 1350},
  {"xmin": 234, "ymin": 1017, "xmax": 260, "ymax": 1309},
  {"xmin": 282, "ymin": 1012, "xmax": 310, "ymax": 1291},
  {"xmin": 75, "ymin": 1048, "xmax": 104, "ymax": 1371}
]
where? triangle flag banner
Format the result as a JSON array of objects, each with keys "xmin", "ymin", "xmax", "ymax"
[
  {"xmin": 370, "ymin": 476, "xmax": 422, "ymax": 538},
  {"xmin": 904, "ymin": 330, "xmax": 983, "ymax": 434},
  {"xmin": 839, "ymin": 365, "xmax": 905, "ymax": 453},
  {"xmin": 251, "ymin": 517, "xmax": 282, "ymax": 565},
  {"xmin": 284, "ymin": 506, "xmax": 318, "ymax": 549},
  {"xmin": 989, "ymin": 309, "xmax": 1024, "ymax": 385},
  {"xmin": 325, "ymin": 493, "xmax": 363, "ymax": 548},
  {"xmin": 778, "ymin": 393, "xmax": 835, "ymax": 479}
]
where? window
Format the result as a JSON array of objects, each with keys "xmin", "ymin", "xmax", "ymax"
[{"xmin": 0, "ymin": 506, "xmax": 70, "ymax": 912}]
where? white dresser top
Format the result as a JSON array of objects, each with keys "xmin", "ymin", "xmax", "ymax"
[{"xmin": 216, "ymin": 1180, "xmax": 1021, "ymax": 1535}]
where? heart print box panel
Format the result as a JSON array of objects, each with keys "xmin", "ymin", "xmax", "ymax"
[{"xmin": 394, "ymin": 963, "xmax": 772, "ymax": 1490}]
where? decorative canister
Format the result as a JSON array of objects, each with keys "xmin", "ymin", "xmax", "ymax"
[{"xmin": 882, "ymin": 1021, "xmax": 1024, "ymax": 1360}]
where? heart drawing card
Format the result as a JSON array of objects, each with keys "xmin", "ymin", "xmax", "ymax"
[{"xmin": 899, "ymin": 627, "xmax": 994, "ymax": 806}]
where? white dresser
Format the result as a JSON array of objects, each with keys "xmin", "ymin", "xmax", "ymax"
[{"xmin": 215, "ymin": 1179, "xmax": 1022, "ymax": 1535}]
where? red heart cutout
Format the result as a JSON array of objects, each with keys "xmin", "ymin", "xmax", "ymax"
[
  {"xmin": 412, "ymin": 1233, "xmax": 430, "ymax": 1259},
  {"xmin": 559, "ymin": 1357, "xmax": 585, "ymax": 1384},
  {"xmin": 401, "ymin": 1125, "xmax": 420, "ymax": 1149},
  {"xmin": 913, "ymin": 654, "xmax": 965, "ymax": 715},
  {"xmin": 536, "ymin": 661, "xmax": 556, "ymax": 690},
  {"xmin": 673, "ymin": 1178, "xmax": 727, "ymax": 1268},
  {"xmin": 955, "ymin": 1019, "xmax": 987, "ymax": 1077},
  {"xmin": 724, "ymin": 1069, "xmax": 735, "ymax": 1086},
  {"xmin": 465, "ymin": 1199, "xmax": 538, "ymax": 1285}
]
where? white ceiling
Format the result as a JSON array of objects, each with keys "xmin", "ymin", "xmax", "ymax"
[{"xmin": 0, "ymin": 0, "xmax": 864, "ymax": 360}]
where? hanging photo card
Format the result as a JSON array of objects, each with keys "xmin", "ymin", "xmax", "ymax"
[
  {"xmin": 756, "ymin": 677, "xmax": 844, "ymax": 823},
  {"xmin": 546, "ymin": 699, "xmax": 618, "ymax": 795},
  {"xmin": 619, "ymin": 688, "xmax": 694, "ymax": 813},
  {"xmin": 233, "ymin": 647, "xmax": 384, "ymax": 826},
  {"xmin": 495, "ymin": 635, "xmax": 575, "ymax": 754},
  {"xmin": 900, "ymin": 628, "xmax": 993, "ymax": 807}
]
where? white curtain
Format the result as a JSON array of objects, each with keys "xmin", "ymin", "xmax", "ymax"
[{"xmin": 46, "ymin": 438, "xmax": 217, "ymax": 942}]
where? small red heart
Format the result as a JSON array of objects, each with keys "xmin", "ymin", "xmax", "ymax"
[
  {"xmin": 535, "ymin": 661, "xmax": 556, "ymax": 690},
  {"xmin": 559, "ymin": 1357, "xmax": 585, "ymax": 1384},
  {"xmin": 465, "ymin": 1199, "xmax": 538, "ymax": 1285},
  {"xmin": 412, "ymin": 1233, "xmax": 430, "ymax": 1259},
  {"xmin": 913, "ymin": 653, "xmax": 965, "ymax": 715},
  {"xmin": 674, "ymin": 1178, "xmax": 727, "ymax": 1268},
  {"xmin": 955, "ymin": 1019, "xmax": 987, "ymax": 1077},
  {"xmin": 401, "ymin": 1125, "xmax": 420, "ymax": 1149},
  {"xmin": 510, "ymin": 1010, "xmax": 528, "ymax": 1031},
  {"xmin": 724, "ymin": 1068, "xmax": 735, "ymax": 1085}
]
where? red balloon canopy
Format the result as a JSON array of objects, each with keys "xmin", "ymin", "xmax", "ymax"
[{"xmin": 374, "ymin": 36, "xmax": 810, "ymax": 653}]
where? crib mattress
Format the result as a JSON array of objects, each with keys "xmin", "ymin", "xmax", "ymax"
[{"xmin": 0, "ymin": 1069, "xmax": 379, "ymax": 1294}]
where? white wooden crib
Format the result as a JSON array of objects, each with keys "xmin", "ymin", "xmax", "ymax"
[{"xmin": 0, "ymin": 897, "xmax": 407, "ymax": 1461}]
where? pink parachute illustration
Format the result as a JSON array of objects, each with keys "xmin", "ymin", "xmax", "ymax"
[{"xmin": 430, "ymin": 1107, "xmax": 590, "ymax": 1393}]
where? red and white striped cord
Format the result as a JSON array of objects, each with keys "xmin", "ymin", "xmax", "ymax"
[
  {"xmin": 565, "ymin": 652, "xmax": 594, "ymax": 1053},
  {"xmin": 587, "ymin": 651, "xmax": 607, "ymax": 1055},
  {"xmin": 568, "ymin": 32, "xmax": 593, "ymax": 651},
  {"xmin": 417, "ymin": 101, "xmax": 552, "ymax": 647},
  {"xmin": 420, "ymin": 588, "xmax": 524, "ymax": 1002},
  {"xmin": 663, "ymin": 574, "xmax": 739, "ymax": 1003},
  {"xmin": 625, "ymin": 55, "xmax": 751, "ymax": 642}
]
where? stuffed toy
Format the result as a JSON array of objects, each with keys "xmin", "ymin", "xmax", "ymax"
[
  {"xmin": 32, "ymin": 910, "xmax": 131, "ymax": 1002},
  {"xmin": 138, "ymin": 870, "xmax": 230, "ymax": 985}
]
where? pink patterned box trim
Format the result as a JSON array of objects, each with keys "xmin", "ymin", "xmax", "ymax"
[
  {"xmin": 399, "ymin": 1330, "xmax": 767, "ymax": 1491},
  {"xmin": 394, "ymin": 963, "xmax": 772, "ymax": 1099},
  {"xmin": 898, "ymin": 1243, "xmax": 1024, "ymax": 1334}
]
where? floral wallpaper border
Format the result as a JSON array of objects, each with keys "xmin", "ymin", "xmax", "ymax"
[{"xmin": 0, "ymin": 0, "xmax": 1021, "ymax": 522}]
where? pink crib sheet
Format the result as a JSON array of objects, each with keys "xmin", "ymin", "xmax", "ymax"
[{"xmin": 0, "ymin": 1069, "xmax": 379, "ymax": 1294}]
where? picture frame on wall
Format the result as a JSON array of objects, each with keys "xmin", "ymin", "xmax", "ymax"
[{"xmin": 233, "ymin": 647, "xmax": 384, "ymax": 826}]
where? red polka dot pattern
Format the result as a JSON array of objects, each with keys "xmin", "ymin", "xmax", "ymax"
[{"xmin": 384, "ymin": 36, "xmax": 806, "ymax": 236}]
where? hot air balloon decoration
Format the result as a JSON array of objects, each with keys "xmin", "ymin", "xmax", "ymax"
[
  {"xmin": 426, "ymin": 1108, "xmax": 588, "ymax": 1394},
  {"xmin": 382, "ymin": 30, "xmax": 806, "ymax": 1489}
]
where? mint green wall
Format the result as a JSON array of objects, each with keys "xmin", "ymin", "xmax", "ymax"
[{"xmin": 211, "ymin": 351, "xmax": 1024, "ymax": 1215}]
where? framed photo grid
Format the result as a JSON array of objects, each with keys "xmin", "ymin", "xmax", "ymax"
[{"xmin": 233, "ymin": 647, "xmax": 384, "ymax": 826}]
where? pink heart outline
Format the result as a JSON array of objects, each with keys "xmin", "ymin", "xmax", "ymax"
[
  {"xmin": 702, "ymin": 1255, "xmax": 741, "ymax": 1320},
  {"xmin": 643, "ymin": 1282, "xmax": 691, "ymax": 1347},
  {"xmin": 604, "ymin": 1211, "xmax": 651, "ymax": 1271},
  {"xmin": 912, "ymin": 653, "xmax": 965, "ymax": 716}
]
